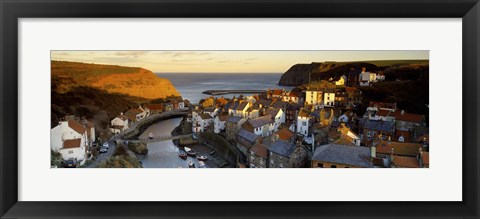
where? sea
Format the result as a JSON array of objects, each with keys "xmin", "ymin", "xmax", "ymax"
[{"xmin": 155, "ymin": 73, "xmax": 294, "ymax": 104}]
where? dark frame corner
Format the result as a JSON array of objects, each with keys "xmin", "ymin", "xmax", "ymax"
[{"xmin": 1, "ymin": 0, "xmax": 479, "ymax": 218}]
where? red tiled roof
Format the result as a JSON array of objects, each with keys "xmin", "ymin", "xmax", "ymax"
[
  {"xmin": 377, "ymin": 109, "xmax": 424, "ymax": 123},
  {"xmin": 68, "ymin": 119, "xmax": 86, "ymax": 135},
  {"xmin": 275, "ymin": 128, "xmax": 294, "ymax": 141},
  {"xmin": 144, "ymin": 104, "xmax": 164, "ymax": 111},
  {"xmin": 272, "ymin": 89, "xmax": 282, "ymax": 96},
  {"xmin": 375, "ymin": 140, "xmax": 421, "ymax": 156},
  {"xmin": 393, "ymin": 156, "xmax": 420, "ymax": 168},
  {"xmin": 369, "ymin": 101, "xmax": 396, "ymax": 109},
  {"xmin": 250, "ymin": 143, "xmax": 268, "ymax": 159},
  {"xmin": 63, "ymin": 138, "xmax": 82, "ymax": 149}
]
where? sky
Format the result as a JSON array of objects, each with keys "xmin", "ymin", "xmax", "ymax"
[{"xmin": 51, "ymin": 51, "xmax": 429, "ymax": 73}]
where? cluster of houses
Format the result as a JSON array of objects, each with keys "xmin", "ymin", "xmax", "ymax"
[
  {"xmin": 50, "ymin": 115, "xmax": 96, "ymax": 166},
  {"xmin": 110, "ymin": 101, "xmax": 186, "ymax": 134},
  {"xmin": 187, "ymin": 67, "xmax": 429, "ymax": 168}
]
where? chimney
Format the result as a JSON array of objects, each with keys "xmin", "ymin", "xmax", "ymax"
[{"xmin": 388, "ymin": 136, "xmax": 391, "ymax": 143}]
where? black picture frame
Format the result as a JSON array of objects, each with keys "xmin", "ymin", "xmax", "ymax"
[{"xmin": 1, "ymin": 0, "xmax": 479, "ymax": 218}]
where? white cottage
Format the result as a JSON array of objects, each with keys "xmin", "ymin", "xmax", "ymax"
[{"xmin": 51, "ymin": 119, "xmax": 89, "ymax": 165}]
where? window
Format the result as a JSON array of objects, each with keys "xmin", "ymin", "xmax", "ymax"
[
  {"xmin": 317, "ymin": 163, "xmax": 324, "ymax": 168},
  {"xmin": 302, "ymin": 122, "xmax": 307, "ymax": 126},
  {"xmin": 331, "ymin": 165, "xmax": 337, "ymax": 168},
  {"xmin": 68, "ymin": 150, "xmax": 73, "ymax": 154}
]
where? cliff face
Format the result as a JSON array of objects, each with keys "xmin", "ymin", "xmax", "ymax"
[
  {"xmin": 51, "ymin": 61, "xmax": 180, "ymax": 99},
  {"xmin": 278, "ymin": 62, "xmax": 347, "ymax": 86}
]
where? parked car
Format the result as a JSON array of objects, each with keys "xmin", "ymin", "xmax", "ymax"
[
  {"xmin": 64, "ymin": 159, "xmax": 77, "ymax": 168},
  {"xmin": 102, "ymin": 142, "xmax": 109, "ymax": 149},
  {"xmin": 99, "ymin": 147, "xmax": 108, "ymax": 153}
]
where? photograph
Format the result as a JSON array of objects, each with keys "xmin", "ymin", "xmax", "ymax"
[{"xmin": 50, "ymin": 50, "xmax": 429, "ymax": 168}]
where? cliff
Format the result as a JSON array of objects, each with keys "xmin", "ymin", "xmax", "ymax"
[
  {"xmin": 278, "ymin": 60, "xmax": 428, "ymax": 86},
  {"xmin": 51, "ymin": 61, "xmax": 180, "ymax": 99}
]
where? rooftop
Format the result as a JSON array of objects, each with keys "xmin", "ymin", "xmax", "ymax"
[
  {"xmin": 269, "ymin": 140, "xmax": 296, "ymax": 157},
  {"xmin": 312, "ymin": 144, "xmax": 373, "ymax": 168},
  {"xmin": 364, "ymin": 120, "xmax": 395, "ymax": 133}
]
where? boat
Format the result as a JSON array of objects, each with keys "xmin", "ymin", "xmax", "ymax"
[
  {"xmin": 209, "ymin": 150, "xmax": 215, "ymax": 155},
  {"xmin": 188, "ymin": 160, "xmax": 195, "ymax": 168},
  {"xmin": 198, "ymin": 161, "xmax": 206, "ymax": 168},
  {"xmin": 184, "ymin": 147, "xmax": 196, "ymax": 156},
  {"xmin": 197, "ymin": 155, "xmax": 208, "ymax": 161},
  {"xmin": 148, "ymin": 133, "xmax": 154, "ymax": 139},
  {"xmin": 178, "ymin": 151, "xmax": 187, "ymax": 159}
]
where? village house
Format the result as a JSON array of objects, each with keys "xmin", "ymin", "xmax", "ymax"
[
  {"xmin": 264, "ymin": 108, "xmax": 285, "ymax": 131},
  {"xmin": 305, "ymin": 88, "xmax": 323, "ymax": 106},
  {"xmin": 234, "ymin": 101, "xmax": 250, "ymax": 118},
  {"xmin": 236, "ymin": 128, "xmax": 261, "ymax": 155},
  {"xmin": 297, "ymin": 108, "xmax": 312, "ymax": 136},
  {"xmin": 226, "ymin": 116, "xmax": 247, "ymax": 140},
  {"xmin": 334, "ymin": 123, "xmax": 361, "ymax": 146},
  {"xmin": 194, "ymin": 113, "xmax": 213, "ymax": 133},
  {"xmin": 242, "ymin": 115, "xmax": 275, "ymax": 137},
  {"xmin": 110, "ymin": 114, "xmax": 129, "ymax": 134},
  {"xmin": 285, "ymin": 103, "xmax": 302, "ymax": 126},
  {"xmin": 347, "ymin": 69, "xmax": 361, "ymax": 87},
  {"xmin": 282, "ymin": 90, "xmax": 300, "ymax": 103},
  {"xmin": 203, "ymin": 107, "xmax": 218, "ymax": 117},
  {"xmin": 125, "ymin": 107, "xmax": 148, "ymax": 122},
  {"xmin": 246, "ymin": 107, "xmax": 260, "ymax": 119},
  {"xmin": 334, "ymin": 88, "xmax": 348, "ymax": 107},
  {"xmin": 272, "ymin": 127, "xmax": 296, "ymax": 144},
  {"xmin": 335, "ymin": 75, "xmax": 347, "ymax": 86},
  {"xmin": 214, "ymin": 112, "xmax": 229, "ymax": 133},
  {"xmin": 345, "ymin": 87, "xmax": 362, "ymax": 108},
  {"xmin": 81, "ymin": 119, "xmax": 95, "ymax": 145},
  {"xmin": 359, "ymin": 67, "xmax": 377, "ymax": 86},
  {"xmin": 51, "ymin": 119, "xmax": 90, "ymax": 165},
  {"xmin": 371, "ymin": 139, "xmax": 428, "ymax": 168},
  {"xmin": 362, "ymin": 120, "xmax": 396, "ymax": 146},
  {"xmin": 254, "ymin": 99, "xmax": 273, "ymax": 109},
  {"xmin": 323, "ymin": 89, "xmax": 335, "ymax": 107},
  {"xmin": 311, "ymin": 144, "xmax": 374, "ymax": 168},
  {"xmin": 143, "ymin": 103, "xmax": 164, "ymax": 114},
  {"xmin": 267, "ymin": 140, "xmax": 296, "ymax": 168},
  {"xmin": 248, "ymin": 143, "xmax": 268, "ymax": 168}
]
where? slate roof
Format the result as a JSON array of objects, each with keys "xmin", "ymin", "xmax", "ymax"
[
  {"xmin": 287, "ymin": 103, "xmax": 302, "ymax": 110},
  {"xmin": 265, "ymin": 108, "xmax": 281, "ymax": 118},
  {"xmin": 298, "ymin": 109, "xmax": 311, "ymax": 118},
  {"xmin": 237, "ymin": 128, "xmax": 259, "ymax": 143},
  {"xmin": 271, "ymin": 101, "xmax": 288, "ymax": 109},
  {"xmin": 269, "ymin": 140, "xmax": 296, "ymax": 158},
  {"xmin": 255, "ymin": 99, "xmax": 272, "ymax": 107},
  {"xmin": 364, "ymin": 120, "xmax": 395, "ymax": 133},
  {"xmin": 248, "ymin": 115, "xmax": 273, "ymax": 128},
  {"xmin": 312, "ymin": 144, "xmax": 373, "ymax": 168},
  {"xmin": 237, "ymin": 102, "xmax": 249, "ymax": 111},
  {"xmin": 227, "ymin": 116, "xmax": 244, "ymax": 123}
]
